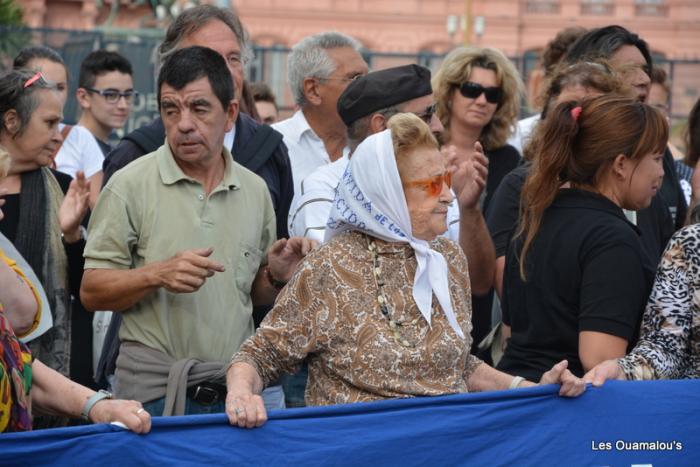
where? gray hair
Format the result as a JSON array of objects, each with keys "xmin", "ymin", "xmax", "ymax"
[
  {"xmin": 158, "ymin": 5, "xmax": 253, "ymax": 67},
  {"xmin": 346, "ymin": 105, "xmax": 399, "ymax": 151},
  {"xmin": 288, "ymin": 31, "xmax": 362, "ymax": 107},
  {"xmin": 0, "ymin": 70, "xmax": 53, "ymax": 137}
]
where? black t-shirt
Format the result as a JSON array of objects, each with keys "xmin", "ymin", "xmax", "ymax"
[
  {"xmin": 487, "ymin": 162, "xmax": 675, "ymax": 266},
  {"xmin": 482, "ymin": 144, "xmax": 521, "ymax": 216},
  {"xmin": 496, "ymin": 189, "xmax": 655, "ymax": 381}
]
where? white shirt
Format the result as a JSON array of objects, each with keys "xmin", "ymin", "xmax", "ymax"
[
  {"xmin": 54, "ymin": 124, "xmax": 105, "ymax": 178},
  {"xmin": 507, "ymin": 113, "xmax": 541, "ymax": 155},
  {"xmin": 273, "ymin": 110, "xmax": 349, "ymax": 197},
  {"xmin": 289, "ymin": 155, "xmax": 461, "ymax": 244}
]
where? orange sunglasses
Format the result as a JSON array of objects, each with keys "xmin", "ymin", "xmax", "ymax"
[{"xmin": 403, "ymin": 171, "xmax": 452, "ymax": 197}]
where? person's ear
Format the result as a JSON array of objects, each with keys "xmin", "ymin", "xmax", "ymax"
[
  {"xmin": 612, "ymin": 153, "xmax": 630, "ymax": 180},
  {"xmin": 368, "ymin": 113, "xmax": 387, "ymax": 133},
  {"xmin": 225, "ymin": 99, "xmax": 239, "ymax": 132},
  {"xmin": 75, "ymin": 88, "xmax": 91, "ymax": 109},
  {"xmin": 3, "ymin": 110, "xmax": 20, "ymax": 136},
  {"xmin": 303, "ymin": 77, "xmax": 322, "ymax": 106}
]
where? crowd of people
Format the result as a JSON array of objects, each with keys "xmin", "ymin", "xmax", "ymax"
[{"xmin": 0, "ymin": 4, "xmax": 698, "ymax": 435}]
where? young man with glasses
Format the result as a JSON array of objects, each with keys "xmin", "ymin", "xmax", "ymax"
[{"xmin": 76, "ymin": 50, "xmax": 135, "ymax": 155}]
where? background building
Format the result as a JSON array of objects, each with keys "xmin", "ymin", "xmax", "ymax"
[{"xmin": 11, "ymin": 0, "xmax": 700, "ymax": 132}]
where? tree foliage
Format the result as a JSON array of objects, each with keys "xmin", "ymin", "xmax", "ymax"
[{"xmin": 0, "ymin": 0, "xmax": 23, "ymax": 26}]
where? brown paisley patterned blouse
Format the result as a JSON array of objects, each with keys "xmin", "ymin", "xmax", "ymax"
[{"xmin": 233, "ymin": 230, "xmax": 483, "ymax": 406}]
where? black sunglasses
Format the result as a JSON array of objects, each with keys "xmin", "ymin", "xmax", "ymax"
[{"xmin": 458, "ymin": 82, "xmax": 503, "ymax": 104}]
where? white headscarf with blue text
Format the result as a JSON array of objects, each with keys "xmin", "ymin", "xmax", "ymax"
[{"xmin": 325, "ymin": 129, "xmax": 465, "ymax": 339}]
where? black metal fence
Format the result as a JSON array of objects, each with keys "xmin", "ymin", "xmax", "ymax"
[{"xmin": 1, "ymin": 26, "xmax": 698, "ymax": 139}]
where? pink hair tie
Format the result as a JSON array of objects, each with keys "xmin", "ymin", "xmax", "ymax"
[{"xmin": 571, "ymin": 106, "xmax": 582, "ymax": 122}]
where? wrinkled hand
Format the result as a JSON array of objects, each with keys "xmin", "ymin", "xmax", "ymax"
[
  {"xmin": 443, "ymin": 142, "xmax": 488, "ymax": 210},
  {"xmin": 157, "ymin": 247, "xmax": 225, "ymax": 293},
  {"xmin": 226, "ymin": 390, "xmax": 267, "ymax": 429},
  {"xmin": 89, "ymin": 398, "xmax": 152, "ymax": 434},
  {"xmin": 267, "ymin": 237, "xmax": 317, "ymax": 283},
  {"xmin": 583, "ymin": 359, "xmax": 625, "ymax": 387},
  {"xmin": 539, "ymin": 360, "xmax": 586, "ymax": 397},
  {"xmin": 59, "ymin": 171, "xmax": 90, "ymax": 242}
]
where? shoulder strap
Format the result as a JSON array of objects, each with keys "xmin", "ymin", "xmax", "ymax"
[
  {"xmin": 50, "ymin": 125, "xmax": 73, "ymax": 169},
  {"xmin": 236, "ymin": 124, "xmax": 283, "ymax": 174},
  {"xmin": 122, "ymin": 125, "xmax": 163, "ymax": 155}
]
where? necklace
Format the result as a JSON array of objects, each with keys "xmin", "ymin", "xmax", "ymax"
[{"xmin": 368, "ymin": 238, "xmax": 427, "ymax": 348}]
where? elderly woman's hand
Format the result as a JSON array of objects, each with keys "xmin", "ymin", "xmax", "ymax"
[
  {"xmin": 583, "ymin": 359, "xmax": 626, "ymax": 387},
  {"xmin": 89, "ymin": 398, "xmax": 152, "ymax": 434},
  {"xmin": 226, "ymin": 390, "xmax": 267, "ymax": 429},
  {"xmin": 539, "ymin": 360, "xmax": 586, "ymax": 397},
  {"xmin": 443, "ymin": 142, "xmax": 488, "ymax": 211},
  {"xmin": 59, "ymin": 171, "xmax": 90, "ymax": 243}
]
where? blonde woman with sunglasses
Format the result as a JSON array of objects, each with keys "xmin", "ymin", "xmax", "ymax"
[{"xmin": 224, "ymin": 114, "xmax": 584, "ymax": 429}]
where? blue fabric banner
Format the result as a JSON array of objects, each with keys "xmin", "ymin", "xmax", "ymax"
[{"xmin": 1, "ymin": 380, "xmax": 698, "ymax": 466}]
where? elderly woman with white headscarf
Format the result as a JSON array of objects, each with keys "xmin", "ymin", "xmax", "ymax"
[{"xmin": 225, "ymin": 114, "xmax": 584, "ymax": 428}]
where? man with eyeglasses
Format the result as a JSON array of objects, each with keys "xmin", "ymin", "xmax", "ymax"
[
  {"xmin": 76, "ymin": 50, "xmax": 135, "ymax": 155},
  {"xmin": 273, "ymin": 31, "xmax": 369, "ymax": 198},
  {"xmin": 102, "ymin": 5, "xmax": 293, "ymax": 242}
]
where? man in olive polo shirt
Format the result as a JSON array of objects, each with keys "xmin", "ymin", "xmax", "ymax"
[{"xmin": 80, "ymin": 46, "xmax": 313, "ymax": 416}]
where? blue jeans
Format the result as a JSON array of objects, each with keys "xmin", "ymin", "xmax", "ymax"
[{"xmin": 142, "ymin": 384, "xmax": 286, "ymax": 416}]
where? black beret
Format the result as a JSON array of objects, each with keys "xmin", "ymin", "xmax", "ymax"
[{"xmin": 337, "ymin": 64, "xmax": 432, "ymax": 126}]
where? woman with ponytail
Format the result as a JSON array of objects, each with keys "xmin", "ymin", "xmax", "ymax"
[{"xmin": 496, "ymin": 95, "xmax": 668, "ymax": 381}]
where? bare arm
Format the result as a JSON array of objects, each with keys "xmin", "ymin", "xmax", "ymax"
[
  {"xmin": 494, "ymin": 256, "xmax": 505, "ymax": 299},
  {"xmin": 30, "ymin": 359, "xmax": 151, "ymax": 432},
  {"xmin": 250, "ymin": 237, "xmax": 316, "ymax": 307},
  {"xmin": 81, "ymin": 248, "xmax": 225, "ymax": 312},
  {"xmin": 578, "ymin": 331, "xmax": 628, "ymax": 373},
  {"xmin": 467, "ymin": 362, "xmax": 535, "ymax": 392},
  {"xmin": 444, "ymin": 143, "xmax": 495, "ymax": 295},
  {"xmin": 87, "ymin": 171, "xmax": 103, "ymax": 210},
  {"xmin": 460, "ymin": 207, "xmax": 496, "ymax": 296},
  {"xmin": 0, "ymin": 258, "xmax": 38, "ymax": 335},
  {"xmin": 225, "ymin": 361, "xmax": 267, "ymax": 428},
  {"xmin": 467, "ymin": 360, "xmax": 584, "ymax": 397}
]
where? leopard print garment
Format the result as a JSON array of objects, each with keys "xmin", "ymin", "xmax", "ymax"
[
  {"xmin": 619, "ymin": 223, "xmax": 700, "ymax": 380},
  {"xmin": 233, "ymin": 230, "xmax": 483, "ymax": 406}
]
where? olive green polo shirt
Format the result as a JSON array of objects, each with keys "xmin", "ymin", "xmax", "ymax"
[{"xmin": 84, "ymin": 144, "xmax": 276, "ymax": 363}]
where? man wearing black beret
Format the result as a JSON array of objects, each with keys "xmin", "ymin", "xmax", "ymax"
[{"xmin": 289, "ymin": 63, "xmax": 493, "ymax": 295}]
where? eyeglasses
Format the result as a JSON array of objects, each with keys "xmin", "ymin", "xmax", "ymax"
[
  {"xmin": 458, "ymin": 82, "xmax": 503, "ymax": 104},
  {"xmin": 316, "ymin": 74, "xmax": 363, "ymax": 84},
  {"xmin": 23, "ymin": 72, "xmax": 43, "ymax": 89},
  {"xmin": 403, "ymin": 171, "xmax": 452, "ymax": 198},
  {"xmin": 414, "ymin": 103, "xmax": 436, "ymax": 124},
  {"xmin": 85, "ymin": 87, "xmax": 138, "ymax": 104}
]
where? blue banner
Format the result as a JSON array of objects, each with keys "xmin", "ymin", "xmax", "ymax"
[{"xmin": 1, "ymin": 380, "xmax": 698, "ymax": 466}]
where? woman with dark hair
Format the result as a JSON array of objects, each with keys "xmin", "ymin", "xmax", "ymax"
[
  {"xmin": 497, "ymin": 95, "xmax": 668, "ymax": 381},
  {"xmin": 487, "ymin": 61, "xmax": 632, "ymax": 299},
  {"xmin": 0, "ymin": 69, "xmax": 91, "ymax": 400},
  {"xmin": 564, "ymin": 25, "xmax": 687, "ymax": 232}
]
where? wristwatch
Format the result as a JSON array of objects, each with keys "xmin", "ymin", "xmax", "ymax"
[{"xmin": 81, "ymin": 389, "xmax": 113, "ymax": 421}]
